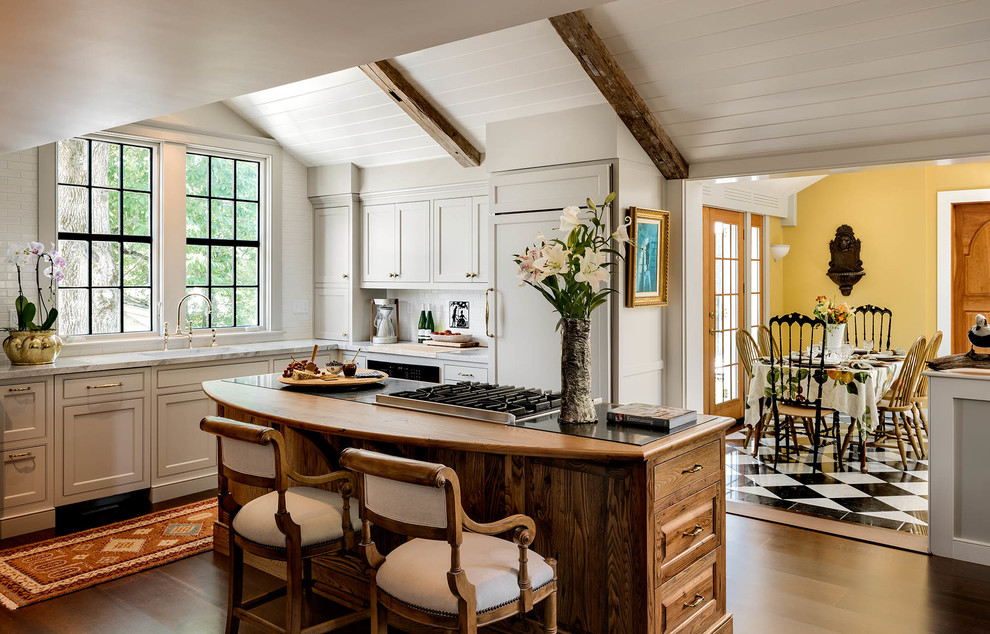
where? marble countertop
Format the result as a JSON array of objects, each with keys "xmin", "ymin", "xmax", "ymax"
[
  {"xmin": 925, "ymin": 368, "xmax": 990, "ymax": 381},
  {"xmin": 0, "ymin": 338, "xmax": 490, "ymax": 381}
]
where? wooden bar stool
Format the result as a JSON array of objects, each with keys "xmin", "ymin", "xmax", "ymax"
[
  {"xmin": 339, "ymin": 447, "xmax": 558, "ymax": 634},
  {"xmin": 200, "ymin": 416, "xmax": 368, "ymax": 634}
]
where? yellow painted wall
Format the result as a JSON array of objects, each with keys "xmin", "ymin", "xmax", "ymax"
[{"xmin": 778, "ymin": 162, "xmax": 990, "ymax": 350}]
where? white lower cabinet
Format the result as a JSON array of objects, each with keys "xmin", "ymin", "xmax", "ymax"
[
  {"xmin": 4, "ymin": 443, "xmax": 48, "ymax": 510},
  {"xmin": 2, "ymin": 380, "xmax": 49, "ymax": 443},
  {"xmin": 314, "ymin": 287, "xmax": 350, "ymax": 341},
  {"xmin": 155, "ymin": 391, "xmax": 217, "ymax": 481}
]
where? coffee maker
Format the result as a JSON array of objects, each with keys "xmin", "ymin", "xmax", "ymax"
[{"xmin": 371, "ymin": 298, "xmax": 399, "ymax": 344}]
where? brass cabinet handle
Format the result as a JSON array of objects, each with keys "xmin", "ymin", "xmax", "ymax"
[
  {"xmin": 485, "ymin": 288, "xmax": 494, "ymax": 338},
  {"xmin": 87, "ymin": 382, "xmax": 123, "ymax": 390},
  {"xmin": 465, "ymin": 272, "xmax": 471, "ymax": 278},
  {"xmin": 682, "ymin": 464, "xmax": 704, "ymax": 474},
  {"xmin": 683, "ymin": 594, "xmax": 705, "ymax": 609},
  {"xmin": 6, "ymin": 451, "xmax": 32, "ymax": 461},
  {"xmin": 683, "ymin": 525, "xmax": 705, "ymax": 537},
  {"xmin": 457, "ymin": 372, "xmax": 475, "ymax": 377},
  {"xmin": 342, "ymin": 273, "xmax": 348, "ymax": 279},
  {"xmin": 8, "ymin": 386, "xmax": 31, "ymax": 392}
]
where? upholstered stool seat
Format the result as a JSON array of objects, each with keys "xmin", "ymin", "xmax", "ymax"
[
  {"xmin": 376, "ymin": 532, "xmax": 555, "ymax": 616},
  {"xmin": 233, "ymin": 487, "xmax": 360, "ymax": 549}
]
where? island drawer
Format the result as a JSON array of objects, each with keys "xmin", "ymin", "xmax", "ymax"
[
  {"xmin": 656, "ymin": 548, "xmax": 722, "ymax": 634},
  {"xmin": 62, "ymin": 371, "xmax": 145, "ymax": 400},
  {"xmin": 1, "ymin": 380, "xmax": 48, "ymax": 443},
  {"xmin": 656, "ymin": 483, "xmax": 721, "ymax": 586},
  {"xmin": 3, "ymin": 443, "xmax": 48, "ymax": 512},
  {"xmin": 654, "ymin": 440, "xmax": 721, "ymax": 499}
]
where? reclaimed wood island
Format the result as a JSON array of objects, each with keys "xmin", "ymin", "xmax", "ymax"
[{"xmin": 202, "ymin": 376, "xmax": 734, "ymax": 634}]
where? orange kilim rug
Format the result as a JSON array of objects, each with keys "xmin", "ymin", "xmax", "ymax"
[{"xmin": 0, "ymin": 497, "xmax": 217, "ymax": 609}]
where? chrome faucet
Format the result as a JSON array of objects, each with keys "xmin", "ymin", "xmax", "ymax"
[{"xmin": 172, "ymin": 293, "xmax": 216, "ymax": 348}]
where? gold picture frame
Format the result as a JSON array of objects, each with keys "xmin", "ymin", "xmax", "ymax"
[{"xmin": 626, "ymin": 207, "xmax": 669, "ymax": 307}]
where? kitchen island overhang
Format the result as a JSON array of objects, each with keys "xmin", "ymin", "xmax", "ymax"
[{"xmin": 203, "ymin": 375, "xmax": 734, "ymax": 634}]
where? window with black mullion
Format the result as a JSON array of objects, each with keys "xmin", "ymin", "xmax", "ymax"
[{"xmin": 185, "ymin": 153, "xmax": 260, "ymax": 328}]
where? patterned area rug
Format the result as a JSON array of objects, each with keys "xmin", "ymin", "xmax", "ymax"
[{"xmin": 0, "ymin": 498, "xmax": 216, "ymax": 609}]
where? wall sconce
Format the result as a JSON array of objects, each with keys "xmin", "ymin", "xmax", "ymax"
[{"xmin": 770, "ymin": 244, "xmax": 790, "ymax": 261}]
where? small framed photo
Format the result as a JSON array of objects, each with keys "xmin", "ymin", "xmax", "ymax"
[
  {"xmin": 449, "ymin": 301, "xmax": 470, "ymax": 328},
  {"xmin": 626, "ymin": 207, "xmax": 669, "ymax": 307}
]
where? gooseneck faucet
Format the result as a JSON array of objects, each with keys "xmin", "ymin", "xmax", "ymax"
[{"xmin": 172, "ymin": 292, "xmax": 216, "ymax": 348}]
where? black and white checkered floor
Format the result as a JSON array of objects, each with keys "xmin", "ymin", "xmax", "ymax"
[{"xmin": 725, "ymin": 426, "xmax": 929, "ymax": 535}]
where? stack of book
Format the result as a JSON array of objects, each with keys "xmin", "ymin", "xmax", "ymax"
[{"xmin": 606, "ymin": 403, "xmax": 698, "ymax": 431}]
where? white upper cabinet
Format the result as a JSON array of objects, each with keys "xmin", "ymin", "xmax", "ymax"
[
  {"xmin": 474, "ymin": 197, "xmax": 489, "ymax": 283},
  {"xmin": 433, "ymin": 197, "xmax": 474, "ymax": 282},
  {"xmin": 315, "ymin": 206, "xmax": 350, "ymax": 285},
  {"xmin": 396, "ymin": 201, "xmax": 431, "ymax": 283},
  {"xmin": 363, "ymin": 203, "xmax": 398, "ymax": 283}
]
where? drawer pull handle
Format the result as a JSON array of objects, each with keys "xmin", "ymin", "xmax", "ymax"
[
  {"xmin": 683, "ymin": 525, "xmax": 705, "ymax": 537},
  {"xmin": 457, "ymin": 372, "xmax": 474, "ymax": 377},
  {"xmin": 682, "ymin": 464, "xmax": 704, "ymax": 474},
  {"xmin": 6, "ymin": 451, "xmax": 32, "ymax": 460},
  {"xmin": 87, "ymin": 382, "xmax": 123, "ymax": 390},
  {"xmin": 683, "ymin": 594, "xmax": 705, "ymax": 609},
  {"xmin": 8, "ymin": 386, "xmax": 31, "ymax": 392}
]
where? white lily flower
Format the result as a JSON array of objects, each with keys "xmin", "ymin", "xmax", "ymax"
[
  {"xmin": 574, "ymin": 249, "xmax": 609, "ymax": 291},
  {"xmin": 534, "ymin": 242, "xmax": 569, "ymax": 280},
  {"xmin": 558, "ymin": 206, "xmax": 582, "ymax": 233},
  {"xmin": 516, "ymin": 245, "xmax": 542, "ymax": 286},
  {"xmin": 611, "ymin": 216, "xmax": 633, "ymax": 244}
]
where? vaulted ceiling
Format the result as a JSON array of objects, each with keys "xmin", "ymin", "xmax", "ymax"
[{"xmin": 228, "ymin": 0, "xmax": 990, "ymax": 172}]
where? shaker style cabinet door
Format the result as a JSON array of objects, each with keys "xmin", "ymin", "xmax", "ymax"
[
  {"xmin": 314, "ymin": 287, "xmax": 350, "ymax": 341},
  {"xmin": 433, "ymin": 197, "xmax": 474, "ymax": 282},
  {"xmin": 155, "ymin": 391, "xmax": 217, "ymax": 481},
  {"xmin": 1, "ymin": 381, "xmax": 48, "ymax": 443},
  {"xmin": 396, "ymin": 200, "xmax": 431, "ymax": 283},
  {"xmin": 315, "ymin": 206, "xmax": 350, "ymax": 285},
  {"xmin": 363, "ymin": 203, "xmax": 397, "ymax": 282},
  {"xmin": 474, "ymin": 196, "xmax": 489, "ymax": 283}
]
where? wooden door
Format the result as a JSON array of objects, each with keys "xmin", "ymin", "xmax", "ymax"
[
  {"xmin": 433, "ymin": 197, "xmax": 474, "ymax": 282},
  {"xmin": 396, "ymin": 200, "xmax": 431, "ymax": 283},
  {"xmin": 953, "ymin": 202, "xmax": 990, "ymax": 353},
  {"xmin": 363, "ymin": 203, "xmax": 396, "ymax": 282},
  {"xmin": 703, "ymin": 207, "xmax": 745, "ymax": 418}
]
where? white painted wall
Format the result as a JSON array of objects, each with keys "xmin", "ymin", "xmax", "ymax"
[
  {"xmin": 147, "ymin": 103, "xmax": 271, "ymax": 139},
  {"xmin": 281, "ymin": 153, "xmax": 314, "ymax": 339}
]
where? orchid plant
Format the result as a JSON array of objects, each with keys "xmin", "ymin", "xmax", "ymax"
[
  {"xmin": 514, "ymin": 192, "xmax": 629, "ymax": 322},
  {"xmin": 5, "ymin": 242, "xmax": 65, "ymax": 331},
  {"xmin": 813, "ymin": 295, "xmax": 850, "ymax": 325}
]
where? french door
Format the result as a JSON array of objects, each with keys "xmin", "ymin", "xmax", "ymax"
[{"xmin": 952, "ymin": 202, "xmax": 990, "ymax": 353}]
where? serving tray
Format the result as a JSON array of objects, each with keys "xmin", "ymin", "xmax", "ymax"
[{"xmin": 277, "ymin": 371, "xmax": 389, "ymax": 388}]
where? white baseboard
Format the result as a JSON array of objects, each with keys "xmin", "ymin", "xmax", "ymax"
[{"xmin": 0, "ymin": 508, "xmax": 55, "ymax": 539}]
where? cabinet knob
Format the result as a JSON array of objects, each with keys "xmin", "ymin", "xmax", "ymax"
[
  {"xmin": 342, "ymin": 273, "xmax": 348, "ymax": 279},
  {"xmin": 465, "ymin": 272, "xmax": 471, "ymax": 278},
  {"xmin": 342, "ymin": 333, "xmax": 347, "ymax": 337}
]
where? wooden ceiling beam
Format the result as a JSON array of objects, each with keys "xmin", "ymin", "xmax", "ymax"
[
  {"xmin": 549, "ymin": 11, "xmax": 689, "ymax": 180},
  {"xmin": 359, "ymin": 60, "xmax": 482, "ymax": 168}
]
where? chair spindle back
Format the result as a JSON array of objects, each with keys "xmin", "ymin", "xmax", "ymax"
[
  {"xmin": 888, "ymin": 336, "xmax": 928, "ymax": 408},
  {"xmin": 737, "ymin": 329, "xmax": 759, "ymax": 381},
  {"xmin": 848, "ymin": 304, "xmax": 893, "ymax": 351},
  {"xmin": 914, "ymin": 330, "xmax": 943, "ymax": 398},
  {"xmin": 768, "ymin": 313, "xmax": 827, "ymax": 413}
]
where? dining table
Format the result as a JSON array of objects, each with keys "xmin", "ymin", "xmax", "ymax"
[{"xmin": 744, "ymin": 353, "xmax": 904, "ymax": 472}]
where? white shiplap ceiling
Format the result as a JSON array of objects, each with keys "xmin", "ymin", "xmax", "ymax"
[
  {"xmin": 227, "ymin": 0, "xmax": 990, "ymax": 171},
  {"xmin": 226, "ymin": 20, "xmax": 606, "ymax": 167}
]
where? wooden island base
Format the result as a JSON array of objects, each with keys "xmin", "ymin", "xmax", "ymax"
[{"xmin": 204, "ymin": 379, "xmax": 734, "ymax": 634}]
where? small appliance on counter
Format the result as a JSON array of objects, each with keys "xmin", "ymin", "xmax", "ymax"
[{"xmin": 371, "ymin": 298, "xmax": 398, "ymax": 344}]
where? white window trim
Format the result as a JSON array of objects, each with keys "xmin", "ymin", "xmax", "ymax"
[{"xmin": 39, "ymin": 123, "xmax": 285, "ymax": 355}]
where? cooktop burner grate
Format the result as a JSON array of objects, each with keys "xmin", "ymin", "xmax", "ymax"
[{"xmin": 376, "ymin": 382, "xmax": 562, "ymax": 424}]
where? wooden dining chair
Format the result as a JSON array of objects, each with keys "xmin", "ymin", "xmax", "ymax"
[
  {"xmin": 911, "ymin": 330, "xmax": 943, "ymax": 439},
  {"xmin": 339, "ymin": 448, "xmax": 558, "ymax": 634},
  {"xmin": 767, "ymin": 313, "xmax": 841, "ymax": 467},
  {"xmin": 873, "ymin": 336, "xmax": 928, "ymax": 467},
  {"xmin": 200, "ymin": 416, "xmax": 367, "ymax": 634},
  {"xmin": 757, "ymin": 324, "xmax": 777, "ymax": 358},
  {"xmin": 736, "ymin": 328, "xmax": 765, "ymax": 453},
  {"xmin": 847, "ymin": 305, "xmax": 893, "ymax": 352}
]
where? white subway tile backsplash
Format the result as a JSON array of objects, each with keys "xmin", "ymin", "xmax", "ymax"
[{"xmin": 387, "ymin": 288, "xmax": 489, "ymax": 343}]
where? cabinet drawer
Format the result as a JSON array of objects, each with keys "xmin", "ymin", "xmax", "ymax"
[
  {"xmin": 1, "ymin": 380, "xmax": 48, "ymax": 442},
  {"xmin": 444, "ymin": 364, "xmax": 488, "ymax": 383},
  {"xmin": 654, "ymin": 441, "xmax": 721, "ymax": 499},
  {"xmin": 63, "ymin": 372, "xmax": 145, "ymax": 400},
  {"xmin": 657, "ymin": 549, "xmax": 722, "ymax": 634},
  {"xmin": 3, "ymin": 443, "xmax": 48, "ymax": 511},
  {"xmin": 656, "ymin": 484, "xmax": 721, "ymax": 586},
  {"xmin": 157, "ymin": 360, "xmax": 270, "ymax": 389}
]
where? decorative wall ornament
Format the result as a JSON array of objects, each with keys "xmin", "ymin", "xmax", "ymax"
[
  {"xmin": 626, "ymin": 207, "xmax": 670, "ymax": 307},
  {"xmin": 826, "ymin": 224, "xmax": 865, "ymax": 296}
]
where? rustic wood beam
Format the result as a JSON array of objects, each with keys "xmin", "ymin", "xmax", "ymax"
[
  {"xmin": 359, "ymin": 60, "xmax": 482, "ymax": 168},
  {"xmin": 549, "ymin": 11, "xmax": 689, "ymax": 180}
]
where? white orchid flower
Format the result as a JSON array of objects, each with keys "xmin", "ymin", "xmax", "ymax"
[
  {"xmin": 574, "ymin": 249, "xmax": 609, "ymax": 291},
  {"xmin": 534, "ymin": 242, "xmax": 569, "ymax": 280},
  {"xmin": 28, "ymin": 241, "xmax": 45, "ymax": 255},
  {"xmin": 558, "ymin": 206, "xmax": 582, "ymax": 234},
  {"xmin": 611, "ymin": 216, "xmax": 633, "ymax": 244}
]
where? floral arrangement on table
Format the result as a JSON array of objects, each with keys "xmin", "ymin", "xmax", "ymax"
[
  {"xmin": 3, "ymin": 242, "xmax": 66, "ymax": 364},
  {"xmin": 812, "ymin": 295, "xmax": 850, "ymax": 325},
  {"xmin": 513, "ymin": 192, "xmax": 629, "ymax": 423}
]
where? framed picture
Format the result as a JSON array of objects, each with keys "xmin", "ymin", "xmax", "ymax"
[
  {"xmin": 626, "ymin": 206, "xmax": 669, "ymax": 307},
  {"xmin": 448, "ymin": 300, "xmax": 470, "ymax": 328}
]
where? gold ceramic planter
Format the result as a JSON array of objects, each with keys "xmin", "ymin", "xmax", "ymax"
[{"xmin": 2, "ymin": 330, "xmax": 63, "ymax": 365}]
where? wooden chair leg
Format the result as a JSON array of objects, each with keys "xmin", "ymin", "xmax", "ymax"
[
  {"xmin": 286, "ymin": 549, "xmax": 304, "ymax": 634},
  {"xmin": 840, "ymin": 421, "xmax": 856, "ymax": 459},
  {"xmin": 918, "ymin": 403, "xmax": 929, "ymax": 436},
  {"xmin": 370, "ymin": 581, "xmax": 387, "ymax": 634},
  {"xmin": 900, "ymin": 412, "xmax": 922, "ymax": 459},
  {"xmin": 908, "ymin": 411, "xmax": 927, "ymax": 459},
  {"xmin": 227, "ymin": 532, "xmax": 242, "ymax": 634},
  {"xmin": 892, "ymin": 416, "xmax": 909, "ymax": 468},
  {"xmin": 544, "ymin": 588, "xmax": 558, "ymax": 634}
]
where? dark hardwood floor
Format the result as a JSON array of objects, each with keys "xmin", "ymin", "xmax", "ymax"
[{"xmin": 3, "ymin": 513, "xmax": 990, "ymax": 632}]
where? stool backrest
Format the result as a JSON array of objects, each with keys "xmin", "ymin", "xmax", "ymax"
[
  {"xmin": 914, "ymin": 330, "xmax": 943, "ymax": 398},
  {"xmin": 340, "ymin": 448, "xmax": 462, "ymax": 544},
  {"xmin": 888, "ymin": 336, "xmax": 927, "ymax": 408},
  {"xmin": 201, "ymin": 416, "xmax": 283, "ymax": 489}
]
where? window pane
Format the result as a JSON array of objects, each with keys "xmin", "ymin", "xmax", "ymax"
[
  {"xmin": 92, "ymin": 189, "xmax": 120, "ymax": 234},
  {"xmin": 57, "ymin": 139, "xmax": 88, "ymax": 185},
  {"xmin": 236, "ymin": 202, "xmax": 258, "ymax": 240},
  {"xmin": 58, "ymin": 288, "xmax": 89, "ymax": 335},
  {"xmin": 236, "ymin": 161, "xmax": 259, "ymax": 201},
  {"xmin": 235, "ymin": 246, "xmax": 258, "ymax": 285},
  {"xmin": 186, "ymin": 197, "xmax": 208, "ymax": 238},
  {"xmin": 211, "ymin": 246, "xmax": 234, "ymax": 285},
  {"xmin": 751, "ymin": 226, "xmax": 761, "ymax": 260},
  {"xmin": 750, "ymin": 260, "xmax": 760, "ymax": 293},
  {"xmin": 186, "ymin": 154, "xmax": 209, "ymax": 196},
  {"xmin": 211, "ymin": 287, "xmax": 234, "ymax": 327},
  {"xmin": 211, "ymin": 199, "xmax": 234, "ymax": 239},
  {"xmin": 185, "ymin": 245, "xmax": 209, "ymax": 286},
  {"xmin": 92, "ymin": 288, "xmax": 121, "ymax": 334},
  {"xmin": 59, "ymin": 240, "xmax": 89, "ymax": 287},
  {"xmin": 123, "ymin": 242, "xmax": 150, "ymax": 287},
  {"xmin": 123, "ymin": 191, "xmax": 151, "ymax": 236},
  {"xmin": 91, "ymin": 241, "xmax": 121, "ymax": 287},
  {"xmin": 236, "ymin": 287, "xmax": 258, "ymax": 326},
  {"xmin": 91, "ymin": 142, "xmax": 120, "ymax": 188},
  {"xmin": 713, "ymin": 223, "xmax": 723, "ymax": 258},
  {"xmin": 123, "ymin": 288, "xmax": 151, "ymax": 332},
  {"xmin": 211, "ymin": 157, "xmax": 234, "ymax": 198},
  {"xmin": 122, "ymin": 145, "xmax": 151, "ymax": 191},
  {"xmin": 57, "ymin": 185, "xmax": 88, "ymax": 233},
  {"xmin": 184, "ymin": 288, "xmax": 210, "ymax": 329}
]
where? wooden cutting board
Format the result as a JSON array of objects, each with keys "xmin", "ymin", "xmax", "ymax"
[{"xmin": 425, "ymin": 340, "xmax": 480, "ymax": 348}]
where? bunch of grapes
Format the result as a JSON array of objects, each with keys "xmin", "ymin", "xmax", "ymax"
[{"xmin": 282, "ymin": 360, "xmax": 312, "ymax": 377}]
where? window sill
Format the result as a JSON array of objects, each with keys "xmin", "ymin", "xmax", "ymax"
[{"xmin": 58, "ymin": 329, "xmax": 289, "ymax": 358}]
